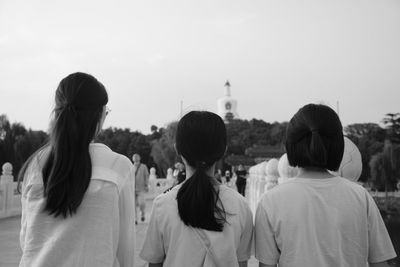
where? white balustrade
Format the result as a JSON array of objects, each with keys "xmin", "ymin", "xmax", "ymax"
[
  {"xmin": 148, "ymin": 178, "xmax": 175, "ymax": 198},
  {"xmin": 0, "ymin": 163, "xmax": 22, "ymax": 219},
  {"xmin": 0, "ymin": 162, "xmax": 180, "ymax": 219},
  {"xmin": 264, "ymin": 158, "xmax": 279, "ymax": 192},
  {"xmin": 166, "ymin": 168, "xmax": 174, "ymax": 180},
  {"xmin": 248, "ymin": 161, "xmax": 268, "ymax": 216},
  {"xmin": 149, "ymin": 167, "xmax": 157, "ymax": 180},
  {"xmin": 0, "ymin": 183, "xmax": 7, "ymax": 218},
  {"xmin": 277, "ymin": 153, "xmax": 298, "ymax": 184},
  {"xmin": 248, "ymin": 157, "xmax": 296, "ymax": 216},
  {"xmin": 146, "ymin": 167, "xmax": 175, "ymax": 198}
]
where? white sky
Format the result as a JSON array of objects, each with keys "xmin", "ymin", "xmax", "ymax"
[{"xmin": 0, "ymin": 0, "xmax": 399, "ymax": 133}]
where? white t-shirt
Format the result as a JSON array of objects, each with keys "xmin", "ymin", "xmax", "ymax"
[
  {"xmin": 19, "ymin": 143, "xmax": 135, "ymax": 267},
  {"xmin": 255, "ymin": 176, "xmax": 396, "ymax": 267},
  {"xmin": 140, "ymin": 184, "xmax": 253, "ymax": 267}
]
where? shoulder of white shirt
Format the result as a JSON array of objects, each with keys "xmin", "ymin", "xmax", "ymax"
[{"xmin": 90, "ymin": 143, "xmax": 133, "ymax": 192}]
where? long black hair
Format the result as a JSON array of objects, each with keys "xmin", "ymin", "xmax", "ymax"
[
  {"xmin": 285, "ymin": 104, "xmax": 344, "ymax": 171},
  {"xmin": 176, "ymin": 111, "xmax": 228, "ymax": 232},
  {"xmin": 18, "ymin": 72, "xmax": 108, "ymax": 218}
]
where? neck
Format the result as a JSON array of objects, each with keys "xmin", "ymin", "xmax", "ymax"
[
  {"xmin": 297, "ymin": 167, "xmax": 335, "ymax": 179},
  {"xmin": 185, "ymin": 164, "xmax": 216, "ymax": 180}
]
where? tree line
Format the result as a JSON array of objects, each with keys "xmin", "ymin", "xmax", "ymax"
[
  {"xmin": 345, "ymin": 113, "xmax": 400, "ymax": 191},
  {"xmin": 1, "ymin": 113, "xmax": 399, "ymax": 191}
]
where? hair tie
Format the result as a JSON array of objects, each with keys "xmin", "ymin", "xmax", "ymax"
[
  {"xmin": 64, "ymin": 104, "xmax": 76, "ymax": 114},
  {"xmin": 196, "ymin": 161, "xmax": 207, "ymax": 169}
]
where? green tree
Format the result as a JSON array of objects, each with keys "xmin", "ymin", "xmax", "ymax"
[
  {"xmin": 225, "ymin": 119, "xmax": 248, "ymax": 155},
  {"xmin": 345, "ymin": 123, "xmax": 386, "ymax": 143},
  {"xmin": 150, "ymin": 121, "xmax": 178, "ymax": 177},
  {"xmin": 127, "ymin": 133, "xmax": 152, "ymax": 164},
  {"xmin": 369, "ymin": 140, "xmax": 400, "ymax": 192},
  {"xmin": 345, "ymin": 123, "xmax": 386, "ymax": 182},
  {"xmin": 0, "ymin": 115, "xmax": 13, "ymax": 166},
  {"xmin": 149, "ymin": 125, "xmax": 162, "ymax": 140},
  {"xmin": 13, "ymin": 130, "xmax": 48, "ymax": 174},
  {"xmin": 96, "ymin": 127, "xmax": 152, "ymax": 166},
  {"xmin": 269, "ymin": 122, "xmax": 288, "ymax": 146},
  {"xmin": 0, "ymin": 114, "xmax": 48, "ymax": 178},
  {"xmin": 382, "ymin": 113, "xmax": 400, "ymax": 143}
]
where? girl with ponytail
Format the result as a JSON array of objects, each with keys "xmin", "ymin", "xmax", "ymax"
[
  {"xmin": 255, "ymin": 104, "xmax": 396, "ymax": 267},
  {"xmin": 140, "ymin": 111, "xmax": 253, "ymax": 267},
  {"xmin": 19, "ymin": 73, "xmax": 135, "ymax": 267}
]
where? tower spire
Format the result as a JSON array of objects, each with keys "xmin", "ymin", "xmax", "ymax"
[{"xmin": 224, "ymin": 80, "xmax": 231, "ymax": 96}]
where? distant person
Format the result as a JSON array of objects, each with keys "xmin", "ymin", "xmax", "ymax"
[
  {"xmin": 18, "ymin": 72, "xmax": 135, "ymax": 267},
  {"xmin": 255, "ymin": 104, "xmax": 396, "ymax": 267},
  {"xmin": 132, "ymin": 153, "xmax": 149, "ymax": 223},
  {"xmin": 140, "ymin": 111, "xmax": 253, "ymax": 267},
  {"xmin": 235, "ymin": 164, "xmax": 247, "ymax": 196},
  {"xmin": 173, "ymin": 162, "xmax": 186, "ymax": 185},
  {"xmin": 224, "ymin": 170, "xmax": 231, "ymax": 183}
]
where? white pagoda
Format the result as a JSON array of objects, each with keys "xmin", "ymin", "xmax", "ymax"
[{"xmin": 217, "ymin": 80, "xmax": 239, "ymax": 122}]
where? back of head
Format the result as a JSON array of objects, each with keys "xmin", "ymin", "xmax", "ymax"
[
  {"xmin": 176, "ymin": 111, "xmax": 227, "ymax": 231},
  {"xmin": 51, "ymin": 72, "xmax": 108, "ymax": 141},
  {"xmin": 176, "ymin": 111, "xmax": 226, "ymax": 167},
  {"xmin": 22, "ymin": 72, "xmax": 108, "ymax": 218},
  {"xmin": 285, "ymin": 104, "xmax": 344, "ymax": 171},
  {"xmin": 132, "ymin": 153, "xmax": 141, "ymax": 163}
]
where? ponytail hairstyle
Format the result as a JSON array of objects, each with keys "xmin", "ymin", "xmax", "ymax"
[
  {"xmin": 176, "ymin": 111, "xmax": 228, "ymax": 232},
  {"xmin": 19, "ymin": 72, "xmax": 108, "ymax": 218},
  {"xmin": 285, "ymin": 104, "xmax": 344, "ymax": 171}
]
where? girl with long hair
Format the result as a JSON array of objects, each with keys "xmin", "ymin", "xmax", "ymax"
[
  {"xmin": 18, "ymin": 72, "xmax": 135, "ymax": 267},
  {"xmin": 140, "ymin": 111, "xmax": 253, "ymax": 267}
]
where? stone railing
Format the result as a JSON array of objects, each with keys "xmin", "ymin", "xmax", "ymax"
[
  {"xmin": 0, "ymin": 163, "xmax": 22, "ymax": 219},
  {"xmin": 0, "ymin": 164, "xmax": 177, "ymax": 219},
  {"xmin": 248, "ymin": 154, "xmax": 298, "ymax": 216},
  {"xmin": 147, "ymin": 167, "xmax": 175, "ymax": 199}
]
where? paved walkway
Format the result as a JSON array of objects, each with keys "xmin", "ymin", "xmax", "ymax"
[
  {"xmin": 0, "ymin": 216, "xmax": 21, "ymax": 267},
  {"xmin": 0, "ymin": 198, "xmax": 258, "ymax": 267}
]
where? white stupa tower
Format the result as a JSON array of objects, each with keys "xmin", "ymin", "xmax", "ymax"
[{"xmin": 217, "ymin": 80, "xmax": 239, "ymax": 122}]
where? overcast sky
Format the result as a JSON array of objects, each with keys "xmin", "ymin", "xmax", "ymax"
[{"xmin": 0, "ymin": 0, "xmax": 399, "ymax": 134}]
